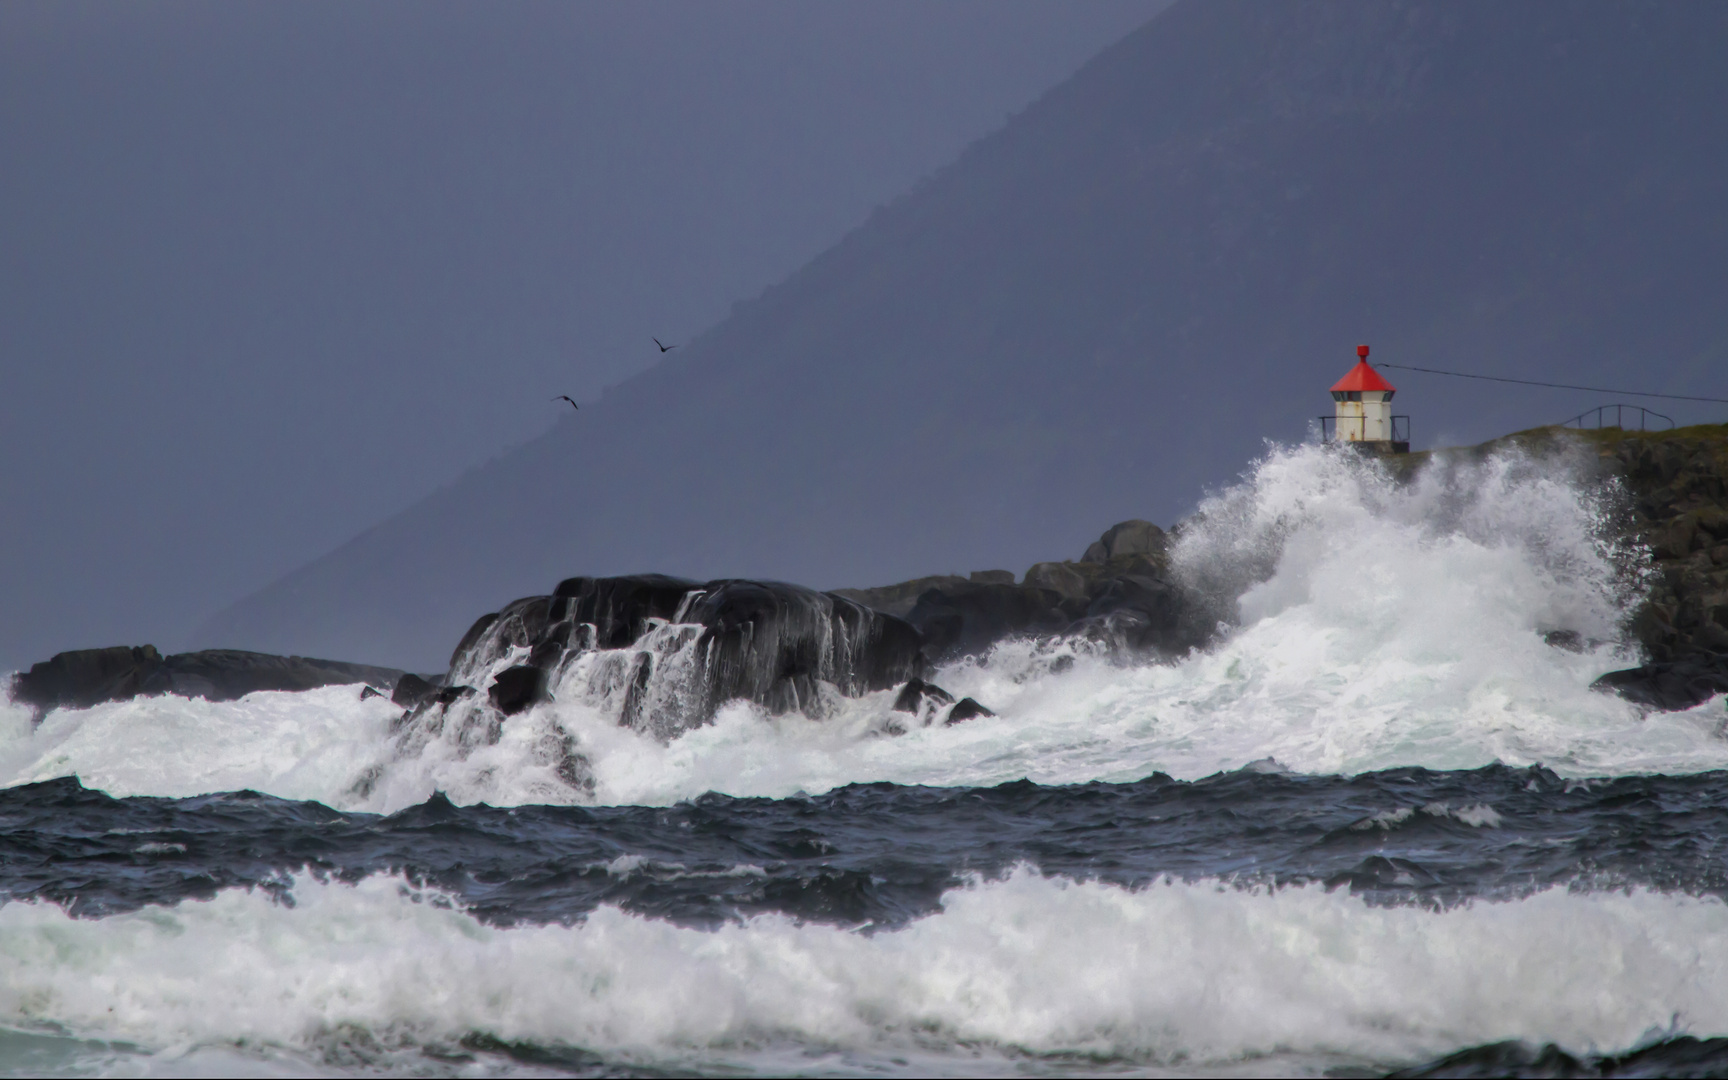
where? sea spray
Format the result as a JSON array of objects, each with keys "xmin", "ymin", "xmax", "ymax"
[
  {"xmin": 1, "ymin": 441, "xmax": 1717, "ymax": 811},
  {"xmin": 1, "ymin": 870, "xmax": 1726, "ymax": 1073}
]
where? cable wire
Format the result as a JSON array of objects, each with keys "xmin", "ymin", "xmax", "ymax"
[{"xmin": 1373, "ymin": 363, "xmax": 1728, "ymax": 404}]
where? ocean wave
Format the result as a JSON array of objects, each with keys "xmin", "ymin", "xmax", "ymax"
[{"xmin": 0, "ymin": 870, "xmax": 1723, "ymax": 1075}]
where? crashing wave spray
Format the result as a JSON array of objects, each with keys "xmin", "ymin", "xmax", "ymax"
[
  {"xmin": 4, "ymin": 440, "xmax": 1721, "ymax": 810},
  {"xmin": 368, "ymin": 575, "xmax": 925, "ymax": 805},
  {"xmin": 341, "ymin": 439, "xmax": 1702, "ymax": 807},
  {"xmin": 1173, "ymin": 439, "xmax": 1645, "ymax": 646}
]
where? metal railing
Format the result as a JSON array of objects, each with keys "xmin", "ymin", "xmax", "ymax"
[
  {"xmin": 1560, "ymin": 404, "xmax": 1674, "ymax": 431},
  {"xmin": 1319, "ymin": 415, "xmax": 1410, "ymax": 444}
]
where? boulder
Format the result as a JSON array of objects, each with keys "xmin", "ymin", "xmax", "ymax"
[
  {"xmin": 441, "ymin": 574, "xmax": 928, "ymax": 737},
  {"xmin": 831, "ymin": 575, "xmax": 969, "ymax": 619},
  {"xmin": 846, "ymin": 535, "xmax": 1203, "ymax": 663},
  {"xmin": 904, "ymin": 581, "xmax": 1071, "ymax": 660},
  {"xmin": 1081, "ymin": 520, "xmax": 1167, "ymax": 565},
  {"xmin": 553, "ymin": 574, "xmax": 698, "ymax": 647},
  {"xmin": 1593, "ymin": 659, "xmax": 1728, "ymax": 712},
  {"xmin": 390, "ymin": 672, "xmax": 440, "ymax": 709},
  {"xmin": 682, "ymin": 580, "xmax": 925, "ymax": 718},
  {"xmin": 1023, "ymin": 561, "xmax": 1090, "ymax": 601},
  {"xmin": 489, "ymin": 665, "xmax": 549, "ymax": 716},
  {"xmin": 891, "ymin": 677, "xmax": 955, "ymax": 723},
  {"xmin": 944, "ymin": 697, "xmax": 995, "ymax": 725},
  {"xmin": 8, "ymin": 645, "xmax": 164, "ymax": 718}
]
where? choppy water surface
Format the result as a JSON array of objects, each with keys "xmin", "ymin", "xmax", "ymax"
[{"xmin": 3, "ymin": 444, "xmax": 1727, "ymax": 1077}]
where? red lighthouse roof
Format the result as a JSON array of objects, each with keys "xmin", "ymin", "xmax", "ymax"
[{"xmin": 1330, "ymin": 345, "xmax": 1396, "ymax": 393}]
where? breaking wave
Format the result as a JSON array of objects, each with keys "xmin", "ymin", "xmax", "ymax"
[
  {"xmin": 0, "ymin": 870, "xmax": 1724, "ymax": 1075},
  {"xmin": 5, "ymin": 442, "xmax": 1723, "ymax": 811}
]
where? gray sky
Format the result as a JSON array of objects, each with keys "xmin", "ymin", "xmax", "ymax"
[{"xmin": 0, "ymin": 0, "xmax": 1166, "ymax": 671}]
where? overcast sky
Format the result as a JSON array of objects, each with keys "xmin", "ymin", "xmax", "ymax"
[{"xmin": 0, "ymin": 0, "xmax": 1167, "ymax": 670}]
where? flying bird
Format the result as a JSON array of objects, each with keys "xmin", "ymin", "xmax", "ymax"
[
  {"xmin": 653, "ymin": 337, "xmax": 678, "ymax": 353},
  {"xmin": 554, "ymin": 395, "xmax": 579, "ymax": 410}
]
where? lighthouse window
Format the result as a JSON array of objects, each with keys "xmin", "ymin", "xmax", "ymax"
[{"xmin": 1344, "ymin": 391, "xmax": 1361, "ymax": 402}]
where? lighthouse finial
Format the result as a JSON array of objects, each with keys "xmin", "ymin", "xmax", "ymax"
[{"xmin": 1357, "ymin": 344, "xmax": 1370, "ymax": 359}]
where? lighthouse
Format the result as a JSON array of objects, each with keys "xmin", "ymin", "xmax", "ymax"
[{"xmin": 1324, "ymin": 345, "xmax": 1409, "ymax": 453}]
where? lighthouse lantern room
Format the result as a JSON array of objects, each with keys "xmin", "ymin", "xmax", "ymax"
[{"xmin": 1323, "ymin": 345, "xmax": 1410, "ymax": 454}]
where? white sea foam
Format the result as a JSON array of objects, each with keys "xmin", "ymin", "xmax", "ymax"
[
  {"xmin": 0, "ymin": 685, "xmax": 402, "ymax": 805},
  {"xmin": 0, "ymin": 871, "xmax": 1723, "ymax": 1075},
  {"xmin": 2, "ymin": 442, "xmax": 1723, "ymax": 810}
]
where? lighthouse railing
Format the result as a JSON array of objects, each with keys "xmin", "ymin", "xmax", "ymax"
[{"xmin": 1318, "ymin": 415, "xmax": 1412, "ymax": 445}]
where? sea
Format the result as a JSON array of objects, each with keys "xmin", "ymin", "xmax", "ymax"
[{"xmin": 4, "ymin": 443, "xmax": 1728, "ymax": 1078}]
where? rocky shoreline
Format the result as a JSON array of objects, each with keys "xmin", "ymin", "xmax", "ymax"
[{"xmin": 11, "ymin": 424, "xmax": 1728, "ymax": 727}]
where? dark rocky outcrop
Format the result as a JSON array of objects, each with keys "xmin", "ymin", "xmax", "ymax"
[
  {"xmin": 1602, "ymin": 430, "xmax": 1728, "ymax": 668},
  {"xmin": 436, "ymin": 575, "xmax": 929, "ymax": 737},
  {"xmin": 839, "ymin": 520, "xmax": 1204, "ymax": 663},
  {"xmin": 1082, "ymin": 520, "xmax": 1166, "ymax": 565},
  {"xmin": 8, "ymin": 646, "xmax": 404, "ymax": 721},
  {"xmin": 904, "ymin": 582, "xmax": 1075, "ymax": 661},
  {"xmin": 891, "ymin": 677, "xmax": 956, "ymax": 725},
  {"xmin": 682, "ymin": 581, "xmax": 925, "ymax": 715},
  {"xmin": 390, "ymin": 672, "xmax": 439, "ymax": 709},
  {"xmin": 944, "ymin": 697, "xmax": 995, "ymax": 725},
  {"xmin": 831, "ymin": 576, "xmax": 969, "ymax": 620},
  {"xmin": 488, "ymin": 665, "xmax": 550, "ymax": 716},
  {"xmin": 1575, "ymin": 426, "xmax": 1728, "ymax": 711},
  {"xmin": 1592, "ymin": 660, "xmax": 1728, "ymax": 713}
]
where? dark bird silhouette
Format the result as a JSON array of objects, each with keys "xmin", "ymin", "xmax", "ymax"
[
  {"xmin": 554, "ymin": 395, "xmax": 579, "ymax": 410},
  {"xmin": 653, "ymin": 337, "xmax": 678, "ymax": 353}
]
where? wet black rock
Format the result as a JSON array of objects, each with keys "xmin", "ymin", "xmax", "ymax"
[
  {"xmin": 391, "ymin": 672, "xmax": 439, "ymax": 709},
  {"xmin": 848, "ymin": 518, "xmax": 1204, "ymax": 663},
  {"xmin": 489, "ymin": 666, "xmax": 550, "ymax": 716},
  {"xmin": 1387, "ymin": 1035, "xmax": 1728, "ymax": 1079},
  {"xmin": 944, "ymin": 697, "xmax": 995, "ymax": 725},
  {"xmin": 7, "ymin": 646, "xmax": 404, "ymax": 721},
  {"xmin": 1596, "ymin": 429, "xmax": 1728, "ymax": 675},
  {"xmin": 444, "ymin": 575, "xmax": 927, "ymax": 736},
  {"xmin": 7, "ymin": 645, "xmax": 164, "ymax": 716},
  {"xmin": 1592, "ymin": 658, "xmax": 1728, "ymax": 712},
  {"xmin": 891, "ymin": 677, "xmax": 956, "ymax": 720},
  {"xmin": 685, "ymin": 581, "xmax": 924, "ymax": 715},
  {"xmin": 434, "ymin": 685, "xmax": 476, "ymax": 706},
  {"xmin": 904, "ymin": 581, "xmax": 1074, "ymax": 660},
  {"xmin": 554, "ymin": 574, "xmax": 698, "ymax": 648},
  {"xmin": 1573, "ymin": 427, "xmax": 1728, "ymax": 711}
]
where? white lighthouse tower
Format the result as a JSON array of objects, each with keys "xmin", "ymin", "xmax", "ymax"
[{"xmin": 1325, "ymin": 344, "xmax": 1408, "ymax": 453}]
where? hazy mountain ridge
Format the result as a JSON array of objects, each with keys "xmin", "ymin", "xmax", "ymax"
[{"xmin": 197, "ymin": 0, "xmax": 1728, "ymax": 669}]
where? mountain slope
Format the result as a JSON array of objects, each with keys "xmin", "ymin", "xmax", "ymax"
[{"xmin": 198, "ymin": 0, "xmax": 1728, "ymax": 669}]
